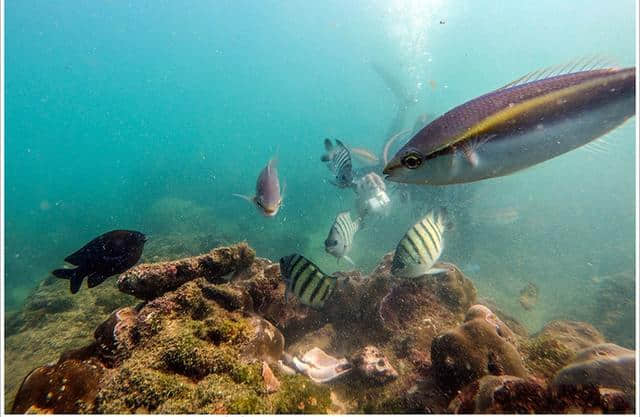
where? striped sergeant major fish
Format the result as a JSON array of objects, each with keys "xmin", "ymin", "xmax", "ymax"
[
  {"xmin": 280, "ymin": 254, "xmax": 337, "ymax": 309},
  {"xmin": 383, "ymin": 60, "xmax": 636, "ymax": 185},
  {"xmin": 324, "ymin": 211, "xmax": 360, "ymax": 265},
  {"xmin": 391, "ymin": 208, "xmax": 453, "ymax": 278},
  {"xmin": 321, "ymin": 139, "xmax": 354, "ymax": 188}
]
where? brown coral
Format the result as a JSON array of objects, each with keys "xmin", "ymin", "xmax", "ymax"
[{"xmin": 431, "ymin": 305, "xmax": 527, "ymax": 391}]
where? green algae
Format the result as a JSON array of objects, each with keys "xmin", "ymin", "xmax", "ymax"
[
  {"xmin": 272, "ymin": 374, "xmax": 332, "ymax": 414},
  {"xmin": 95, "ymin": 366, "xmax": 190, "ymax": 413},
  {"xmin": 521, "ymin": 336, "xmax": 573, "ymax": 378}
]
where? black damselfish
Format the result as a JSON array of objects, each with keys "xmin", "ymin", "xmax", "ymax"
[{"xmin": 52, "ymin": 230, "xmax": 147, "ymax": 294}]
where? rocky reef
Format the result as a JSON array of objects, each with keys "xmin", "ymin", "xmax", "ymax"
[{"xmin": 9, "ymin": 242, "xmax": 636, "ymax": 413}]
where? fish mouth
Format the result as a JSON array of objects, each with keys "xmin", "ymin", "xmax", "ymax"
[
  {"xmin": 382, "ymin": 161, "xmax": 401, "ymax": 177},
  {"xmin": 262, "ymin": 207, "xmax": 278, "ymax": 216}
]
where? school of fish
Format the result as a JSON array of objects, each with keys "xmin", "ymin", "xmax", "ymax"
[{"xmin": 51, "ymin": 62, "xmax": 635, "ymax": 317}]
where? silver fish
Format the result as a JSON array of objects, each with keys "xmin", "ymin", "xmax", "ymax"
[
  {"xmin": 350, "ymin": 147, "xmax": 379, "ymax": 165},
  {"xmin": 321, "ymin": 139, "xmax": 354, "ymax": 188},
  {"xmin": 280, "ymin": 254, "xmax": 337, "ymax": 309},
  {"xmin": 392, "ymin": 209, "xmax": 452, "ymax": 278},
  {"xmin": 384, "ymin": 63, "xmax": 636, "ymax": 184},
  {"xmin": 234, "ymin": 156, "xmax": 283, "ymax": 217},
  {"xmin": 324, "ymin": 212, "xmax": 360, "ymax": 265}
]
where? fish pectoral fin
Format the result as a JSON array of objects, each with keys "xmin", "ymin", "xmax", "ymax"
[
  {"xmin": 342, "ymin": 255, "xmax": 356, "ymax": 267},
  {"xmin": 459, "ymin": 143, "xmax": 479, "ymax": 167},
  {"xmin": 460, "ymin": 134, "xmax": 496, "ymax": 166},
  {"xmin": 426, "ymin": 267, "xmax": 449, "ymax": 275},
  {"xmin": 232, "ymin": 193, "xmax": 255, "ymax": 204}
]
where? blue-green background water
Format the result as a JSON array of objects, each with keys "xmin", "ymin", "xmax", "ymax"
[{"xmin": 5, "ymin": 1, "xmax": 636, "ymax": 342}]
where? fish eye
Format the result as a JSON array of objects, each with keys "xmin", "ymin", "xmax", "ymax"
[
  {"xmin": 325, "ymin": 238, "xmax": 337, "ymax": 247},
  {"xmin": 402, "ymin": 152, "xmax": 423, "ymax": 169}
]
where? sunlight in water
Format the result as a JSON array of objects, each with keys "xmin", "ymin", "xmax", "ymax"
[{"xmin": 381, "ymin": 0, "xmax": 447, "ymax": 93}]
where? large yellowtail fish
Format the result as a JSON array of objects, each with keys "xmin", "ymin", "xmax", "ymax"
[{"xmin": 383, "ymin": 64, "xmax": 636, "ymax": 184}]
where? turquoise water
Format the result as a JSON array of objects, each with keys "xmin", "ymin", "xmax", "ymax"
[{"xmin": 4, "ymin": 0, "xmax": 636, "ymax": 346}]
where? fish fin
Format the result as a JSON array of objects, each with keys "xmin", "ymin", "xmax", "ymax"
[
  {"xmin": 498, "ymin": 56, "xmax": 618, "ymax": 90},
  {"xmin": 232, "ymin": 193, "xmax": 255, "ymax": 204},
  {"xmin": 321, "ymin": 139, "xmax": 334, "ymax": 162},
  {"xmin": 267, "ymin": 155, "xmax": 279, "ymax": 174},
  {"xmin": 342, "ymin": 255, "xmax": 356, "ymax": 267},
  {"xmin": 52, "ymin": 268, "xmax": 84, "ymax": 294},
  {"xmin": 382, "ymin": 129, "xmax": 411, "ymax": 166},
  {"xmin": 351, "ymin": 148, "xmax": 379, "ymax": 166},
  {"xmin": 283, "ymin": 282, "xmax": 291, "ymax": 303},
  {"xmin": 426, "ymin": 267, "xmax": 449, "ymax": 275},
  {"xmin": 434, "ymin": 206, "xmax": 454, "ymax": 231},
  {"xmin": 87, "ymin": 272, "xmax": 108, "ymax": 288},
  {"xmin": 335, "ymin": 139, "xmax": 347, "ymax": 149},
  {"xmin": 459, "ymin": 134, "xmax": 496, "ymax": 167}
]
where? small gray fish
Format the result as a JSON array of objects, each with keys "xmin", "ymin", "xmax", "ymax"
[
  {"xmin": 280, "ymin": 254, "xmax": 337, "ymax": 309},
  {"xmin": 321, "ymin": 139, "xmax": 354, "ymax": 188},
  {"xmin": 350, "ymin": 147, "xmax": 379, "ymax": 165},
  {"xmin": 234, "ymin": 156, "xmax": 283, "ymax": 217},
  {"xmin": 392, "ymin": 208, "xmax": 452, "ymax": 278},
  {"xmin": 325, "ymin": 212, "xmax": 360, "ymax": 265}
]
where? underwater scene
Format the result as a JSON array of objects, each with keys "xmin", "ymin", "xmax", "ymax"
[{"xmin": 3, "ymin": 0, "xmax": 637, "ymax": 414}]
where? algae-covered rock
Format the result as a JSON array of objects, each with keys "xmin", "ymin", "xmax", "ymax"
[
  {"xmin": 533, "ymin": 320, "xmax": 605, "ymax": 353},
  {"xmin": 4, "ymin": 277, "xmax": 136, "ymax": 412},
  {"xmin": 118, "ymin": 242, "xmax": 255, "ymax": 300},
  {"xmin": 520, "ymin": 334, "xmax": 574, "ymax": 379}
]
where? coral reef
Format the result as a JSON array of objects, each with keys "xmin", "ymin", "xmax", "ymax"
[
  {"xmin": 552, "ymin": 343, "xmax": 635, "ymax": 408},
  {"xmin": 518, "ymin": 281, "xmax": 539, "ymax": 310},
  {"xmin": 9, "ymin": 242, "xmax": 636, "ymax": 414},
  {"xmin": 11, "ymin": 357, "xmax": 105, "ymax": 413},
  {"xmin": 591, "ymin": 271, "xmax": 635, "ymax": 348},
  {"xmin": 4, "ymin": 277, "xmax": 136, "ymax": 412},
  {"xmin": 351, "ymin": 345, "xmax": 398, "ymax": 385},
  {"xmin": 448, "ymin": 375, "xmax": 548, "ymax": 413},
  {"xmin": 532, "ymin": 320, "xmax": 605, "ymax": 353},
  {"xmin": 431, "ymin": 304, "xmax": 527, "ymax": 392}
]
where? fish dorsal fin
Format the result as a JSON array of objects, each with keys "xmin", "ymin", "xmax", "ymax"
[
  {"xmin": 498, "ymin": 56, "xmax": 619, "ymax": 90},
  {"xmin": 267, "ymin": 155, "xmax": 279, "ymax": 174}
]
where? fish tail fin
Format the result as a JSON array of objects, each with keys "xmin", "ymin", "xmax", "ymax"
[
  {"xmin": 232, "ymin": 193, "xmax": 255, "ymax": 204},
  {"xmin": 321, "ymin": 138, "xmax": 333, "ymax": 162},
  {"xmin": 435, "ymin": 206, "xmax": 454, "ymax": 231},
  {"xmin": 52, "ymin": 268, "xmax": 84, "ymax": 294}
]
